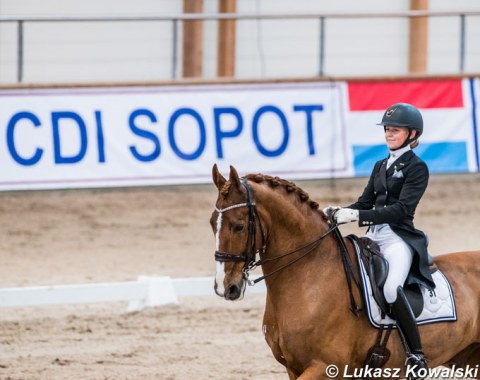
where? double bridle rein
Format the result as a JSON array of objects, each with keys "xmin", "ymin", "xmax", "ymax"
[{"xmin": 213, "ymin": 178, "xmax": 363, "ymax": 315}]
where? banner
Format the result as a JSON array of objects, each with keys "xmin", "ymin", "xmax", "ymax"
[
  {"xmin": 347, "ymin": 79, "xmax": 478, "ymax": 176},
  {"xmin": 0, "ymin": 83, "xmax": 350, "ymax": 190},
  {"xmin": 0, "ymin": 79, "xmax": 478, "ymax": 191}
]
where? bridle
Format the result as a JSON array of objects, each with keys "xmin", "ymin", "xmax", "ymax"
[
  {"xmin": 213, "ymin": 178, "xmax": 363, "ymax": 315},
  {"xmin": 214, "ymin": 179, "xmax": 336, "ymax": 285},
  {"xmin": 214, "ymin": 179, "xmax": 266, "ymax": 267}
]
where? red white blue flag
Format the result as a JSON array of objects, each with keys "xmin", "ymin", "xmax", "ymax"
[{"xmin": 346, "ymin": 79, "xmax": 479, "ymax": 175}]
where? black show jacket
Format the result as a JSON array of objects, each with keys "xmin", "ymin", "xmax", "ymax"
[{"xmin": 347, "ymin": 150, "xmax": 435, "ymax": 290}]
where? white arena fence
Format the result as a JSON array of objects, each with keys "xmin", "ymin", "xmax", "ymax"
[{"xmin": 0, "ymin": 276, "xmax": 267, "ymax": 312}]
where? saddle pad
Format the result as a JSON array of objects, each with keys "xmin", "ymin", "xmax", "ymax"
[{"xmin": 352, "ymin": 240, "xmax": 457, "ymax": 328}]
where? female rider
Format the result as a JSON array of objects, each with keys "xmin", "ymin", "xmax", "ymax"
[{"xmin": 325, "ymin": 103, "xmax": 435, "ymax": 378}]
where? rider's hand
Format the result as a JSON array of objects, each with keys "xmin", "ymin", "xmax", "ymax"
[
  {"xmin": 323, "ymin": 205, "xmax": 341, "ymax": 216},
  {"xmin": 334, "ymin": 208, "xmax": 359, "ymax": 224}
]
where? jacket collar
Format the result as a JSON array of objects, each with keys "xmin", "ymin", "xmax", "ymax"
[
  {"xmin": 386, "ymin": 149, "xmax": 415, "ymax": 176},
  {"xmin": 388, "ymin": 145, "xmax": 411, "ymax": 165},
  {"xmin": 378, "ymin": 150, "xmax": 415, "ymax": 191}
]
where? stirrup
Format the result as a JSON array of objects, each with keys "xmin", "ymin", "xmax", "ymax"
[
  {"xmin": 405, "ymin": 353, "xmax": 428, "ymax": 380},
  {"xmin": 406, "ymin": 352, "xmax": 427, "ymax": 363}
]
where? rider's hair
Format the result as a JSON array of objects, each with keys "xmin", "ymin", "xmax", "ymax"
[{"xmin": 410, "ymin": 139, "xmax": 420, "ymax": 149}]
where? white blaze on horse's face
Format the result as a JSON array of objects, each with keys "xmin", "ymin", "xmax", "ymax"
[
  {"xmin": 215, "ymin": 262, "xmax": 226, "ymax": 297},
  {"xmin": 213, "ymin": 202, "xmax": 249, "ymax": 300}
]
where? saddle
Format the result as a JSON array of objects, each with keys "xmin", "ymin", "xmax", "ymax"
[
  {"xmin": 346, "ymin": 235, "xmax": 453, "ymax": 371},
  {"xmin": 351, "ymin": 235, "xmax": 437, "ymax": 319}
]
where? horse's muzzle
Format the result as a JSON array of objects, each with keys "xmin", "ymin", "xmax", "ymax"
[
  {"xmin": 224, "ymin": 283, "xmax": 243, "ymax": 300},
  {"xmin": 215, "ymin": 279, "xmax": 246, "ymax": 301}
]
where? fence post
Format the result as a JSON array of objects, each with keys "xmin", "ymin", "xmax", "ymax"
[
  {"xmin": 172, "ymin": 19, "xmax": 178, "ymax": 79},
  {"xmin": 459, "ymin": 14, "xmax": 466, "ymax": 73},
  {"xmin": 17, "ymin": 20, "xmax": 24, "ymax": 83},
  {"xmin": 319, "ymin": 16, "xmax": 325, "ymax": 77}
]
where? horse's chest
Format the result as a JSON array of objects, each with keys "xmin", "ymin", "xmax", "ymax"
[
  {"xmin": 263, "ymin": 321, "xmax": 316, "ymax": 362},
  {"xmin": 263, "ymin": 323, "xmax": 288, "ymax": 365}
]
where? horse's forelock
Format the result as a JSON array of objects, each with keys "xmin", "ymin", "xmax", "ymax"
[{"xmin": 219, "ymin": 181, "xmax": 232, "ymax": 197}]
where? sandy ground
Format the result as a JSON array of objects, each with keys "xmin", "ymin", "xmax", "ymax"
[{"xmin": 0, "ymin": 173, "xmax": 479, "ymax": 379}]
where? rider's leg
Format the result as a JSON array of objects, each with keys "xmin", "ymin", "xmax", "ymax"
[
  {"xmin": 367, "ymin": 226, "xmax": 413, "ymax": 304},
  {"xmin": 369, "ymin": 228, "xmax": 428, "ymax": 379},
  {"xmin": 382, "ymin": 241, "xmax": 413, "ymax": 304},
  {"xmin": 382, "ymin": 241, "xmax": 427, "ymax": 379},
  {"xmin": 391, "ymin": 286, "xmax": 428, "ymax": 379}
]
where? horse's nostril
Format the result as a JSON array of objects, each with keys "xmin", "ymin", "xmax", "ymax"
[{"xmin": 225, "ymin": 284, "xmax": 241, "ymax": 300}]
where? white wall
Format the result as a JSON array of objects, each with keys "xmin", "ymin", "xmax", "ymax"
[
  {"xmin": 0, "ymin": 0, "xmax": 479, "ymax": 85},
  {"xmin": 0, "ymin": 0, "xmax": 181, "ymax": 83}
]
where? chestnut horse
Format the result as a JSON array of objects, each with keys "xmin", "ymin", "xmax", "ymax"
[{"xmin": 210, "ymin": 165, "xmax": 480, "ymax": 379}]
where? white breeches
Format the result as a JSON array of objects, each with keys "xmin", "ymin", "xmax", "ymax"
[{"xmin": 365, "ymin": 224, "xmax": 413, "ymax": 304}]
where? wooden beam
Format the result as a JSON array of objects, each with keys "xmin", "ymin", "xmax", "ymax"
[
  {"xmin": 217, "ymin": 0, "xmax": 236, "ymax": 77},
  {"xmin": 409, "ymin": 0, "xmax": 429, "ymax": 74},
  {"xmin": 182, "ymin": 0, "xmax": 204, "ymax": 78}
]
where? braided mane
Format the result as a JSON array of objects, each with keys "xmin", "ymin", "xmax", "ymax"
[{"xmin": 244, "ymin": 173, "xmax": 321, "ymax": 212}]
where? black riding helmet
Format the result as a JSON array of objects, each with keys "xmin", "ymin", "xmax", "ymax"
[{"xmin": 377, "ymin": 103, "xmax": 423, "ymax": 149}]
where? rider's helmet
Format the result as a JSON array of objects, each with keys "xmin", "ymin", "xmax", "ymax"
[{"xmin": 377, "ymin": 103, "xmax": 423, "ymax": 148}]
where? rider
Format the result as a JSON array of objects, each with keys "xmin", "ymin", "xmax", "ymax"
[{"xmin": 325, "ymin": 103, "xmax": 435, "ymax": 377}]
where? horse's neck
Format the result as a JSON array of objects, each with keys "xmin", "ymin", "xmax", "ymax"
[
  {"xmin": 258, "ymin": 192, "xmax": 347, "ymax": 301},
  {"xmin": 262, "ymin": 232, "xmax": 357, "ymax": 327}
]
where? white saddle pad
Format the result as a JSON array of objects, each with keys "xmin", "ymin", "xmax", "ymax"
[{"xmin": 353, "ymin": 241, "xmax": 457, "ymax": 328}]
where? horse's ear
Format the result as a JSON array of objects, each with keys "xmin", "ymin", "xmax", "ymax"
[
  {"xmin": 212, "ymin": 164, "xmax": 226, "ymax": 190},
  {"xmin": 228, "ymin": 165, "xmax": 242, "ymax": 191}
]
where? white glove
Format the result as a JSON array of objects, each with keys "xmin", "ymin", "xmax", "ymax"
[
  {"xmin": 334, "ymin": 208, "xmax": 359, "ymax": 224},
  {"xmin": 323, "ymin": 205, "xmax": 341, "ymax": 216}
]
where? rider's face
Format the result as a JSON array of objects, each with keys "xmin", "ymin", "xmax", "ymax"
[{"xmin": 384, "ymin": 126, "xmax": 415, "ymax": 150}]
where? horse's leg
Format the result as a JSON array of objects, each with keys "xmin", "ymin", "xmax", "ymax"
[
  {"xmin": 460, "ymin": 344, "xmax": 480, "ymax": 378},
  {"xmin": 296, "ymin": 362, "xmax": 327, "ymax": 380},
  {"xmin": 464, "ymin": 345, "xmax": 480, "ymax": 368},
  {"xmin": 446, "ymin": 343, "xmax": 480, "ymax": 377}
]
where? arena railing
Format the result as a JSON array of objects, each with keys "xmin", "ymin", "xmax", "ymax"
[{"xmin": 0, "ymin": 10, "xmax": 479, "ymax": 84}]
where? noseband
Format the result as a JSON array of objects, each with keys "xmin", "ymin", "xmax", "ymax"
[{"xmin": 214, "ymin": 179, "xmax": 266, "ymax": 267}]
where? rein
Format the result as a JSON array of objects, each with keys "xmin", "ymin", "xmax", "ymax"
[
  {"xmin": 244, "ymin": 225, "xmax": 337, "ymax": 285},
  {"xmin": 214, "ymin": 179, "xmax": 363, "ymax": 315},
  {"xmin": 332, "ymin": 219, "xmax": 363, "ymax": 316}
]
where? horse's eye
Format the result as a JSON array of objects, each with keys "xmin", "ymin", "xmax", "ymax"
[{"xmin": 233, "ymin": 224, "xmax": 244, "ymax": 233}]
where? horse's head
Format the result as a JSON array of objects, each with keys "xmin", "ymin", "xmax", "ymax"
[{"xmin": 210, "ymin": 164, "xmax": 263, "ymax": 300}]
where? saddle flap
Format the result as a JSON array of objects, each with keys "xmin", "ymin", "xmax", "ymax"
[
  {"xmin": 371, "ymin": 252, "xmax": 388, "ymax": 289},
  {"xmin": 354, "ymin": 236, "xmax": 423, "ymax": 318},
  {"xmin": 356, "ymin": 236, "xmax": 390, "ymax": 313}
]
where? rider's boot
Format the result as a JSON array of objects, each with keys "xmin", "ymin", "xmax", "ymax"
[{"xmin": 390, "ymin": 286, "xmax": 428, "ymax": 380}]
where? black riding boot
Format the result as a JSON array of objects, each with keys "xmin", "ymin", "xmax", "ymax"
[{"xmin": 390, "ymin": 286, "xmax": 428, "ymax": 380}]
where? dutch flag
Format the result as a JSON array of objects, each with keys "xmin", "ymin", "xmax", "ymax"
[{"xmin": 346, "ymin": 79, "xmax": 480, "ymax": 176}]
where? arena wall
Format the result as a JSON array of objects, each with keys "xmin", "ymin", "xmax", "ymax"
[{"xmin": 0, "ymin": 1, "xmax": 479, "ymax": 84}]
